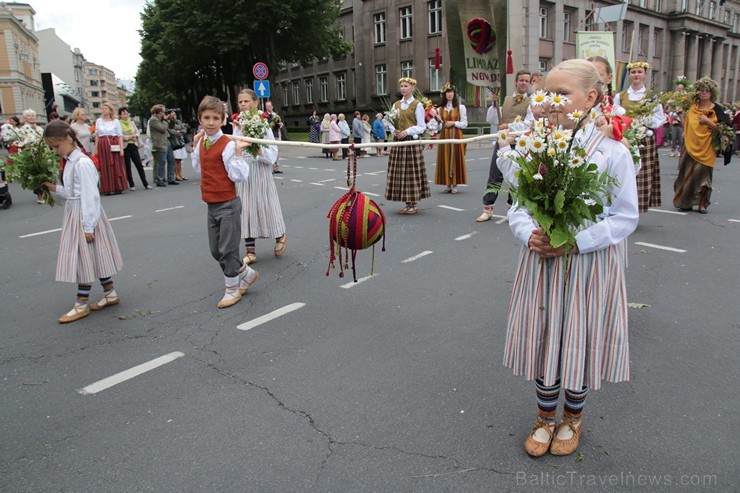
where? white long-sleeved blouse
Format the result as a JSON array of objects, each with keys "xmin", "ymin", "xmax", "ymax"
[
  {"xmin": 506, "ymin": 123, "xmax": 639, "ymax": 254},
  {"xmin": 192, "ymin": 130, "xmax": 272, "ymax": 182},
  {"xmin": 95, "ymin": 118, "xmax": 122, "ymax": 137},
  {"xmin": 54, "ymin": 148, "xmax": 101, "ymax": 233},
  {"xmin": 614, "ymin": 86, "xmax": 666, "ymax": 129}
]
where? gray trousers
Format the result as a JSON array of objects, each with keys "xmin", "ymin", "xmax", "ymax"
[{"xmin": 207, "ymin": 198, "xmax": 243, "ymax": 279}]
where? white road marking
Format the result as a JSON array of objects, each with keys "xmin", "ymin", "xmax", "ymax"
[
  {"xmin": 340, "ymin": 274, "xmax": 376, "ymax": 289},
  {"xmin": 308, "ymin": 167, "xmax": 318, "ymax": 170},
  {"xmin": 324, "ymin": 168, "xmax": 334, "ymax": 171},
  {"xmin": 237, "ymin": 302, "xmax": 306, "ymax": 331},
  {"xmin": 155, "ymin": 205, "xmax": 185, "ymax": 213},
  {"xmin": 438, "ymin": 205, "xmax": 465, "ymax": 212},
  {"xmin": 78, "ymin": 352, "xmax": 184, "ymax": 395},
  {"xmin": 291, "ymin": 179, "xmax": 303, "ymax": 183},
  {"xmin": 635, "ymin": 241, "xmax": 686, "ymax": 253},
  {"xmin": 402, "ymin": 251, "xmax": 433, "ymax": 263},
  {"xmin": 479, "ymin": 157, "xmax": 489, "ymax": 161},
  {"xmin": 318, "ymin": 178, "xmax": 336, "ymax": 183},
  {"xmin": 334, "ymin": 186, "xmax": 350, "ymax": 191},
  {"xmin": 19, "ymin": 228, "xmax": 62, "ymax": 238},
  {"xmin": 310, "ymin": 182, "xmax": 325, "ymax": 186},
  {"xmin": 108, "ymin": 215, "xmax": 133, "ymax": 222},
  {"xmin": 495, "ymin": 217, "xmax": 508, "ymax": 224},
  {"xmin": 728, "ymin": 219, "xmax": 740, "ymax": 223},
  {"xmin": 455, "ymin": 231, "xmax": 478, "ymax": 241},
  {"xmin": 294, "ymin": 166, "xmax": 303, "ymax": 169},
  {"xmin": 296, "ymin": 156, "xmax": 306, "ymax": 159},
  {"xmin": 364, "ymin": 192, "xmax": 380, "ymax": 197},
  {"xmin": 648, "ymin": 208, "xmax": 687, "ymax": 216}
]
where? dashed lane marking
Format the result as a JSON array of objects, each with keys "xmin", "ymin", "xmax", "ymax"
[
  {"xmin": 727, "ymin": 219, "xmax": 739, "ymax": 223},
  {"xmin": 438, "ymin": 205, "xmax": 465, "ymax": 212},
  {"xmin": 19, "ymin": 228, "xmax": 62, "ymax": 238},
  {"xmin": 108, "ymin": 215, "xmax": 133, "ymax": 222},
  {"xmin": 648, "ymin": 208, "xmax": 687, "ymax": 216},
  {"xmin": 493, "ymin": 214, "xmax": 508, "ymax": 224},
  {"xmin": 402, "ymin": 251, "xmax": 433, "ymax": 263},
  {"xmin": 634, "ymin": 241, "xmax": 686, "ymax": 253},
  {"xmin": 340, "ymin": 274, "xmax": 376, "ymax": 289},
  {"xmin": 334, "ymin": 186, "xmax": 350, "ymax": 191},
  {"xmin": 455, "ymin": 231, "xmax": 478, "ymax": 241},
  {"xmin": 318, "ymin": 179, "xmax": 336, "ymax": 183},
  {"xmin": 237, "ymin": 303, "xmax": 306, "ymax": 331},
  {"xmin": 78, "ymin": 352, "xmax": 184, "ymax": 395},
  {"xmin": 364, "ymin": 192, "xmax": 381, "ymax": 197},
  {"xmin": 291, "ymin": 179, "xmax": 303, "ymax": 183},
  {"xmin": 155, "ymin": 205, "xmax": 185, "ymax": 213}
]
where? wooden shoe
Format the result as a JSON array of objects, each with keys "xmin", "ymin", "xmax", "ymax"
[
  {"xmin": 89, "ymin": 290, "xmax": 120, "ymax": 311},
  {"xmin": 274, "ymin": 235, "xmax": 287, "ymax": 256},
  {"xmin": 243, "ymin": 251, "xmax": 257, "ymax": 265},
  {"xmin": 524, "ymin": 415, "xmax": 556, "ymax": 457},
  {"xmin": 238, "ymin": 267, "xmax": 260, "ymax": 295},
  {"xmin": 549, "ymin": 413, "xmax": 584, "ymax": 456},
  {"xmin": 58, "ymin": 304, "xmax": 90, "ymax": 324},
  {"xmin": 217, "ymin": 287, "xmax": 242, "ymax": 309}
]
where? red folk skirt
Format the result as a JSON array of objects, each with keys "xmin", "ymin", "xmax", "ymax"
[{"xmin": 97, "ymin": 136, "xmax": 128, "ymax": 194}]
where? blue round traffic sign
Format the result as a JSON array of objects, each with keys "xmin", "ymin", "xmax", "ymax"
[{"xmin": 253, "ymin": 63, "xmax": 269, "ymax": 80}]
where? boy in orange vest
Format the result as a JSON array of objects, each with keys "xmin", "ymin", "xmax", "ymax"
[{"xmin": 192, "ymin": 96, "xmax": 259, "ymax": 308}]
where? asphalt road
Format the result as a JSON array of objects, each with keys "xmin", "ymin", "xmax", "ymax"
[{"xmin": 1, "ymin": 144, "xmax": 738, "ymax": 492}]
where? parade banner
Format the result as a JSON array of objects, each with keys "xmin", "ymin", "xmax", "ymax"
[
  {"xmin": 458, "ymin": 0, "xmax": 501, "ymax": 88},
  {"xmin": 576, "ymin": 31, "xmax": 616, "ymax": 67}
]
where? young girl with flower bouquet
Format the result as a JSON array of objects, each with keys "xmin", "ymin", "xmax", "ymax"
[
  {"xmin": 497, "ymin": 60, "xmax": 639, "ymax": 457},
  {"xmin": 232, "ymin": 89, "xmax": 286, "ymax": 265},
  {"xmin": 41, "ymin": 121, "xmax": 123, "ymax": 323}
]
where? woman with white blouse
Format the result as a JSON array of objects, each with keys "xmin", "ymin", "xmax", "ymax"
[
  {"xmin": 94, "ymin": 102, "xmax": 128, "ymax": 195},
  {"xmin": 70, "ymin": 107, "xmax": 93, "ymax": 153}
]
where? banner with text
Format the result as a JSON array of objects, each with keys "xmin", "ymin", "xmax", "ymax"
[
  {"xmin": 576, "ymin": 31, "xmax": 616, "ymax": 67},
  {"xmin": 458, "ymin": 0, "xmax": 501, "ymax": 87}
]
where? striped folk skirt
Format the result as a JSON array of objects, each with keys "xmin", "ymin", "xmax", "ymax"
[
  {"xmin": 434, "ymin": 129, "xmax": 467, "ymax": 186},
  {"xmin": 672, "ymin": 152, "xmax": 713, "ymax": 209},
  {"xmin": 636, "ymin": 134, "xmax": 661, "ymax": 212},
  {"xmin": 98, "ymin": 136, "xmax": 128, "ymax": 194},
  {"xmin": 237, "ymin": 161, "xmax": 286, "ymax": 239},
  {"xmin": 385, "ymin": 138, "xmax": 431, "ymax": 202},
  {"xmin": 503, "ymin": 242, "xmax": 630, "ymax": 391},
  {"xmin": 56, "ymin": 198, "xmax": 123, "ymax": 283}
]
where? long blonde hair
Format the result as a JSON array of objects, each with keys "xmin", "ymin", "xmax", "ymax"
[{"xmin": 550, "ymin": 59, "xmax": 604, "ymax": 108}]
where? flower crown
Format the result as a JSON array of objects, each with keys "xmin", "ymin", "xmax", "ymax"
[
  {"xmin": 399, "ymin": 77, "xmax": 417, "ymax": 85},
  {"xmin": 440, "ymin": 82, "xmax": 456, "ymax": 94},
  {"xmin": 673, "ymin": 75, "xmax": 692, "ymax": 89},
  {"xmin": 627, "ymin": 61, "xmax": 650, "ymax": 70}
]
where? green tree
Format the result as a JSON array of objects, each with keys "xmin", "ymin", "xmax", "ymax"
[{"xmin": 132, "ymin": 0, "xmax": 351, "ymax": 120}]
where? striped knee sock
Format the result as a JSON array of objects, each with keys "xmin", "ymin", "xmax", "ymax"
[
  {"xmin": 77, "ymin": 283, "xmax": 92, "ymax": 303},
  {"xmin": 99, "ymin": 277, "xmax": 113, "ymax": 294},
  {"xmin": 245, "ymin": 238, "xmax": 255, "ymax": 248},
  {"xmin": 564, "ymin": 387, "xmax": 589, "ymax": 417},
  {"xmin": 535, "ymin": 378, "xmax": 561, "ymax": 415}
]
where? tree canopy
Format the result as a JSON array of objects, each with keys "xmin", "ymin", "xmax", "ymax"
[{"xmin": 130, "ymin": 0, "xmax": 351, "ymax": 119}]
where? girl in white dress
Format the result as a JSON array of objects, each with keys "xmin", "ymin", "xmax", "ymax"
[{"xmin": 42, "ymin": 121, "xmax": 123, "ymax": 324}]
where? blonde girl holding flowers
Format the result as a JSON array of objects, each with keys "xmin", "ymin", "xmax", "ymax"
[
  {"xmin": 498, "ymin": 59, "xmax": 639, "ymax": 457},
  {"xmin": 42, "ymin": 121, "xmax": 123, "ymax": 324}
]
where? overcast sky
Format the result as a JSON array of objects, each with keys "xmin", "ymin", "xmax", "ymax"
[{"xmin": 30, "ymin": 0, "xmax": 148, "ymax": 81}]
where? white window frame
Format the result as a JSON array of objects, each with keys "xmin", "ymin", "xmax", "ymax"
[
  {"xmin": 375, "ymin": 64, "xmax": 387, "ymax": 96},
  {"xmin": 282, "ymin": 83, "xmax": 289, "ymax": 106},
  {"xmin": 622, "ymin": 22, "xmax": 632, "ymax": 52},
  {"xmin": 335, "ymin": 73, "xmax": 346, "ymax": 101},
  {"xmin": 428, "ymin": 0, "xmax": 442, "ymax": 35},
  {"xmin": 681, "ymin": 0, "xmax": 687, "ymax": 12},
  {"xmin": 708, "ymin": 1, "xmax": 716, "ymax": 19},
  {"xmin": 585, "ymin": 11, "xmax": 593, "ymax": 31},
  {"xmin": 655, "ymin": 0, "xmax": 662, "ymax": 13},
  {"xmin": 723, "ymin": 10, "xmax": 730, "ymax": 24},
  {"xmin": 429, "ymin": 58, "xmax": 442, "ymax": 92},
  {"xmin": 374, "ymin": 12, "xmax": 386, "ymax": 44},
  {"xmin": 538, "ymin": 60, "xmax": 548, "ymax": 72},
  {"xmin": 305, "ymin": 79, "xmax": 313, "ymax": 104},
  {"xmin": 400, "ymin": 6, "xmax": 413, "ymax": 40},
  {"xmin": 319, "ymin": 76, "xmax": 328, "ymax": 103},
  {"xmin": 639, "ymin": 0, "xmax": 646, "ymax": 8},
  {"xmin": 401, "ymin": 61, "xmax": 413, "ymax": 78},
  {"xmin": 696, "ymin": 0, "xmax": 704, "ymax": 16},
  {"xmin": 539, "ymin": 7, "xmax": 548, "ymax": 39},
  {"xmin": 563, "ymin": 12, "xmax": 571, "ymax": 42},
  {"xmin": 292, "ymin": 81, "xmax": 300, "ymax": 105}
]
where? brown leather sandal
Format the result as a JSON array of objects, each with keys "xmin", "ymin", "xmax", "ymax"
[
  {"xmin": 524, "ymin": 416, "xmax": 556, "ymax": 457},
  {"xmin": 274, "ymin": 235, "xmax": 287, "ymax": 256},
  {"xmin": 549, "ymin": 413, "xmax": 584, "ymax": 456}
]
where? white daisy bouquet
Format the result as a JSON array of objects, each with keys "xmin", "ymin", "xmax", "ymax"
[
  {"xmin": 495, "ymin": 91, "xmax": 618, "ymax": 251},
  {"xmin": 5, "ymin": 125, "xmax": 60, "ymax": 206},
  {"xmin": 234, "ymin": 109, "xmax": 272, "ymax": 158}
]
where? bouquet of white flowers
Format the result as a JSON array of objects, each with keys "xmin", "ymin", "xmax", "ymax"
[
  {"xmin": 5, "ymin": 125, "xmax": 59, "ymax": 206},
  {"xmin": 233, "ymin": 110, "xmax": 272, "ymax": 158}
]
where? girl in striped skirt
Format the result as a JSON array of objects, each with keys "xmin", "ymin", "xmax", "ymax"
[
  {"xmin": 42, "ymin": 121, "xmax": 123, "ymax": 324},
  {"xmin": 233, "ymin": 89, "xmax": 285, "ymax": 265},
  {"xmin": 385, "ymin": 77, "xmax": 431, "ymax": 215},
  {"xmin": 499, "ymin": 60, "xmax": 639, "ymax": 457}
]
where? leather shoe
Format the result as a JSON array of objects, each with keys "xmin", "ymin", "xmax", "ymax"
[{"xmin": 167, "ymin": 181, "xmax": 180, "ymax": 185}]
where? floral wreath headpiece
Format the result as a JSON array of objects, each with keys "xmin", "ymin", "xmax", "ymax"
[
  {"xmin": 626, "ymin": 61, "xmax": 650, "ymax": 70},
  {"xmin": 440, "ymin": 82, "xmax": 456, "ymax": 94},
  {"xmin": 399, "ymin": 77, "xmax": 417, "ymax": 85},
  {"xmin": 673, "ymin": 75, "xmax": 692, "ymax": 89}
]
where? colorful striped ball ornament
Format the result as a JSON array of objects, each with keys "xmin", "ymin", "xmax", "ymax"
[{"xmin": 327, "ymin": 186, "xmax": 386, "ymax": 282}]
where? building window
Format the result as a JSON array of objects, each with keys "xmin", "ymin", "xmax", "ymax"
[
  {"xmin": 563, "ymin": 12, "xmax": 571, "ymax": 42},
  {"xmin": 539, "ymin": 7, "xmax": 548, "ymax": 39},
  {"xmin": 292, "ymin": 81, "xmax": 300, "ymax": 105},
  {"xmin": 539, "ymin": 60, "xmax": 548, "ymax": 72},
  {"xmin": 695, "ymin": 0, "xmax": 703, "ymax": 16},
  {"xmin": 723, "ymin": 10, "xmax": 730, "ymax": 24},
  {"xmin": 305, "ymin": 79, "xmax": 314, "ymax": 104},
  {"xmin": 92, "ymin": 102, "xmax": 100, "ymax": 108},
  {"xmin": 335, "ymin": 73, "xmax": 346, "ymax": 101},
  {"xmin": 282, "ymin": 83, "xmax": 289, "ymax": 106},
  {"xmin": 89, "ymin": 80, "xmax": 98, "ymax": 86},
  {"xmin": 680, "ymin": 0, "xmax": 687, "ymax": 12},
  {"xmin": 319, "ymin": 76, "xmax": 328, "ymax": 102},
  {"xmin": 428, "ymin": 0, "xmax": 442, "ymax": 34},
  {"xmin": 401, "ymin": 61, "xmax": 413, "ymax": 78},
  {"xmin": 622, "ymin": 22, "xmax": 632, "ymax": 52},
  {"xmin": 639, "ymin": 0, "xmax": 646, "ymax": 7},
  {"xmin": 655, "ymin": 0, "xmax": 662, "ymax": 13},
  {"xmin": 584, "ymin": 11, "xmax": 593, "ymax": 31},
  {"xmin": 375, "ymin": 64, "xmax": 387, "ymax": 96},
  {"xmin": 374, "ymin": 12, "xmax": 386, "ymax": 44},
  {"xmin": 400, "ymin": 6, "xmax": 413, "ymax": 40},
  {"xmin": 708, "ymin": 1, "xmax": 716, "ymax": 19},
  {"xmin": 429, "ymin": 58, "xmax": 442, "ymax": 92},
  {"xmin": 734, "ymin": 13, "xmax": 739, "ymax": 33},
  {"xmin": 91, "ymin": 91, "xmax": 99, "ymax": 97},
  {"xmin": 638, "ymin": 25, "xmax": 648, "ymax": 56}
]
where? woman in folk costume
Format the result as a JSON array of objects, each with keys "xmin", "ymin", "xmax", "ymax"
[
  {"xmin": 498, "ymin": 60, "xmax": 638, "ymax": 457},
  {"xmin": 614, "ymin": 61, "xmax": 666, "ymax": 212},
  {"xmin": 384, "ymin": 77, "xmax": 431, "ymax": 215},
  {"xmin": 94, "ymin": 102, "xmax": 129, "ymax": 195},
  {"xmin": 41, "ymin": 121, "xmax": 124, "ymax": 324},
  {"xmin": 232, "ymin": 89, "xmax": 286, "ymax": 265},
  {"xmin": 434, "ymin": 83, "xmax": 468, "ymax": 194}
]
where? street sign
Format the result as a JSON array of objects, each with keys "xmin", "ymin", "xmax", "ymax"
[
  {"xmin": 254, "ymin": 79, "xmax": 271, "ymax": 98},
  {"xmin": 253, "ymin": 62, "xmax": 269, "ymax": 80}
]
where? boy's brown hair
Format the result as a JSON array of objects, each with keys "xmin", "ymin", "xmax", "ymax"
[{"xmin": 198, "ymin": 95, "xmax": 224, "ymax": 121}]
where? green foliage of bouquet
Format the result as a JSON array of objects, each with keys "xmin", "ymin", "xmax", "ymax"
[
  {"xmin": 623, "ymin": 92, "xmax": 659, "ymax": 120},
  {"xmin": 712, "ymin": 121, "xmax": 735, "ymax": 155},
  {"xmin": 5, "ymin": 126, "xmax": 59, "ymax": 206},
  {"xmin": 492, "ymin": 91, "xmax": 619, "ymax": 252},
  {"xmin": 658, "ymin": 90, "xmax": 696, "ymax": 112},
  {"xmin": 234, "ymin": 109, "xmax": 272, "ymax": 158}
]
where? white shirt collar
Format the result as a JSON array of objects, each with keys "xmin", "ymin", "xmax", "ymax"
[
  {"xmin": 206, "ymin": 130, "xmax": 223, "ymax": 142},
  {"xmin": 628, "ymin": 86, "xmax": 646, "ymax": 95}
]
